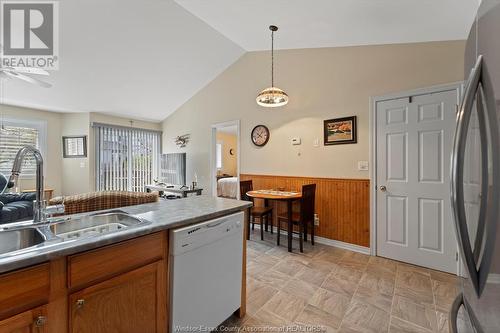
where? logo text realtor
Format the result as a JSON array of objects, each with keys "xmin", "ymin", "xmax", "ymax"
[{"xmin": 0, "ymin": 0, "xmax": 59, "ymax": 69}]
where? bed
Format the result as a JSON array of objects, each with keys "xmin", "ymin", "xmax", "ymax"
[{"xmin": 217, "ymin": 177, "xmax": 238, "ymax": 199}]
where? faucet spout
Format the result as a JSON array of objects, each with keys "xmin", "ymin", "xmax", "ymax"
[{"xmin": 10, "ymin": 145, "xmax": 45, "ymax": 223}]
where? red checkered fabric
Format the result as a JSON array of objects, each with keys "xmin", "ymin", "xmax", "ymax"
[{"xmin": 49, "ymin": 191, "xmax": 159, "ymax": 215}]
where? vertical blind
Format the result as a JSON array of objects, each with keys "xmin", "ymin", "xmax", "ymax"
[{"xmin": 94, "ymin": 123, "xmax": 161, "ymax": 192}]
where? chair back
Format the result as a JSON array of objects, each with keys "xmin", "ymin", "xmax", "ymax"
[
  {"xmin": 300, "ymin": 184, "xmax": 316, "ymax": 223},
  {"xmin": 239, "ymin": 180, "xmax": 253, "ymax": 202}
]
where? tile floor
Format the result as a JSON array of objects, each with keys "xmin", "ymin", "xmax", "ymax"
[{"xmin": 224, "ymin": 230, "xmax": 459, "ymax": 333}]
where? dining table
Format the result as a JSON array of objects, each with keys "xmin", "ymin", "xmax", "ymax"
[{"xmin": 245, "ymin": 189, "xmax": 302, "ymax": 252}]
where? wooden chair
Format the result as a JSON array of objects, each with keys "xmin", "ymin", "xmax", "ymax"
[
  {"xmin": 240, "ymin": 180, "xmax": 273, "ymax": 241},
  {"xmin": 277, "ymin": 184, "xmax": 316, "ymax": 252}
]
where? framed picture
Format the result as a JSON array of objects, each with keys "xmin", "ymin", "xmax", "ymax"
[
  {"xmin": 324, "ymin": 116, "xmax": 357, "ymax": 145},
  {"xmin": 62, "ymin": 136, "xmax": 87, "ymax": 158}
]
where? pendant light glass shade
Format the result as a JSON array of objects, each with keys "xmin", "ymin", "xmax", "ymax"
[
  {"xmin": 256, "ymin": 87, "xmax": 289, "ymax": 107},
  {"xmin": 257, "ymin": 25, "xmax": 288, "ymax": 108}
]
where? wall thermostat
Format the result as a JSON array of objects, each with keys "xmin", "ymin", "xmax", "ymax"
[{"xmin": 291, "ymin": 138, "xmax": 301, "ymax": 145}]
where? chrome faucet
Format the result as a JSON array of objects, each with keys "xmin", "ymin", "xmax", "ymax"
[{"xmin": 9, "ymin": 145, "xmax": 64, "ymax": 223}]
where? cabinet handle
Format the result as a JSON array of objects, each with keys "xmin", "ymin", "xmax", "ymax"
[
  {"xmin": 34, "ymin": 315, "xmax": 47, "ymax": 327},
  {"xmin": 76, "ymin": 299, "xmax": 85, "ymax": 309}
]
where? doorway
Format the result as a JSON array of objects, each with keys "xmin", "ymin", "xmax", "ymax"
[
  {"xmin": 372, "ymin": 83, "xmax": 460, "ymax": 273},
  {"xmin": 211, "ymin": 120, "xmax": 240, "ymax": 199}
]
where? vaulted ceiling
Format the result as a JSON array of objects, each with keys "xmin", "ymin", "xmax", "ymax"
[
  {"xmin": 2, "ymin": 0, "xmax": 478, "ymax": 121},
  {"xmin": 175, "ymin": 0, "xmax": 479, "ymax": 50}
]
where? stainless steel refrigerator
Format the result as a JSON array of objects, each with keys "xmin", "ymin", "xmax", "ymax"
[{"xmin": 450, "ymin": 0, "xmax": 500, "ymax": 331}]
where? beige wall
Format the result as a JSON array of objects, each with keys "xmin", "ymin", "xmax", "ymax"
[
  {"xmin": 0, "ymin": 105, "xmax": 63, "ymax": 195},
  {"xmin": 162, "ymin": 41, "xmax": 465, "ymax": 190},
  {"xmin": 61, "ymin": 113, "xmax": 91, "ymax": 195},
  {"xmin": 216, "ymin": 131, "xmax": 237, "ymax": 176},
  {"xmin": 0, "ymin": 106, "xmax": 161, "ymax": 196}
]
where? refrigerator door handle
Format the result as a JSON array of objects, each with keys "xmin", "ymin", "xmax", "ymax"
[
  {"xmin": 451, "ymin": 55, "xmax": 483, "ymax": 295},
  {"xmin": 449, "ymin": 293, "xmax": 463, "ymax": 333},
  {"xmin": 450, "ymin": 293, "xmax": 485, "ymax": 333}
]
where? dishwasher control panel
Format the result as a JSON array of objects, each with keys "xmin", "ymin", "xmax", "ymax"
[{"xmin": 170, "ymin": 211, "xmax": 244, "ymax": 255}]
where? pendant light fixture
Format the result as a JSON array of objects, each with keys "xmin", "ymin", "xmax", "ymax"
[{"xmin": 256, "ymin": 25, "xmax": 289, "ymax": 108}]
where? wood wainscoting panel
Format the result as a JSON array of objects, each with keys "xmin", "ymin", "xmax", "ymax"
[{"xmin": 240, "ymin": 174, "xmax": 370, "ymax": 247}]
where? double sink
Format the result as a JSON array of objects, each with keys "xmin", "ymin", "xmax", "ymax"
[{"xmin": 0, "ymin": 211, "xmax": 150, "ymax": 257}]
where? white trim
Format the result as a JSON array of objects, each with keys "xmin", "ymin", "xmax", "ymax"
[
  {"xmin": 251, "ymin": 225, "xmax": 371, "ymax": 255},
  {"xmin": 487, "ymin": 274, "xmax": 500, "ymax": 284},
  {"xmin": 370, "ymin": 82, "xmax": 462, "ymax": 272},
  {"xmin": 211, "ymin": 120, "xmax": 241, "ymax": 199}
]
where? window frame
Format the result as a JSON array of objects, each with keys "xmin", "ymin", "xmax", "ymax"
[{"xmin": 0, "ymin": 117, "xmax": 47, "ymax": 179}]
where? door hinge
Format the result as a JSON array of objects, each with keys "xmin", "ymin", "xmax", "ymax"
[
  {"xmin": 456, "ymin": 252, "xmax": 459, "ymax": 261},
  {"xmin": 409, "ymin": 96, "xmax": 413, "ymax": 103}
]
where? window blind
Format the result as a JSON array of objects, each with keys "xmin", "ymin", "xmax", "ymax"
[
  {"xmin": 0, "ymin": 125, "xmax": 40, "ymax": 176},
  {"xmin": 94, "ymin": 124, "xmax": 161, "ymax": 192}
]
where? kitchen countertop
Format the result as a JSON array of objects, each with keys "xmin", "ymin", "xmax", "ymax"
[{"xmin": 0, "ymin": 196, "xmax": 252, "ymax": 274}]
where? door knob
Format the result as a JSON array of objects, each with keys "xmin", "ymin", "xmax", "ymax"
[{"xmin": 379, "ymin": 185, "xmax": 387, "ymax": 192}]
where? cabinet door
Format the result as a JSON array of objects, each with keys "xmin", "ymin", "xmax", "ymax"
[
  {"xmin": 0, "ymin": 305, "xmax": 48, "ymax": 333},
  {"xmin": 69, "ymin": 261, "xmax": 166, "ymax": 333}
]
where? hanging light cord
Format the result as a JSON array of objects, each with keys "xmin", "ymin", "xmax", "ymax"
[{"xmin": 271, "ymin": 29, "xmax": 274, "ymax": 88}]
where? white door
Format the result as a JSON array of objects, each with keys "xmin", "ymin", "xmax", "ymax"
[{"xmin": 376, "ymin": 89, "xmax": 458, "ymax": 273}]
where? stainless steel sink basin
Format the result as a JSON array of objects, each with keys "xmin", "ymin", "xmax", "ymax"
[
  {"xmin": 49, "ymin": 211, "xmax": 148, "ymax": 241},
  {"xmin": 0, "ymin": 228, "xmax": 45, "ymax": 255}
]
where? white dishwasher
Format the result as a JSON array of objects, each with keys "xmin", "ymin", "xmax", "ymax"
[{"xmin": 170, "ymin": 211, "xmax": 244, "ymax": 332}]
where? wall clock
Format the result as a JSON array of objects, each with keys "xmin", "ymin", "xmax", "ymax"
[{"xmin": 251, "ymin": 125, "xmax": 270, "ymax": 147}]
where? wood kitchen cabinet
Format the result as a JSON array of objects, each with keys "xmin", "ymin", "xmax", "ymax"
[
  {"xmin": 69, "ymin": 262, "xmax": 165, "ymax": 333},
  {"xmin": 0, "ymin": 305, "xmax": 48, "ymax": 333}
]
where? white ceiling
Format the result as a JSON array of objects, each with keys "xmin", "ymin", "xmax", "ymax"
[
  {"xmin": 175, "ymin": 0, "xmax": 479, "ymax": 50},
  {"xmin": 2, "ymin": 0, "xmax": 479, "ymax": 121},
  {"xmin": 2, "ymin": 0, "xmax": 244, "ymax": 122}
]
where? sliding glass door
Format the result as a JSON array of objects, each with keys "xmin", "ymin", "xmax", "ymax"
[{"xmin": 94, "ymin": 124, "xmax": 161, "ymax": 192}]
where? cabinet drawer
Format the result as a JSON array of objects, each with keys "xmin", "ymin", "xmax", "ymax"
[
  {"xmin": 0, "ymin": 264, "xmax": 50, "ymax": 320},
  {"xmin": 68, "ymin": 232, "xmax": 165, "ymax": 289}
]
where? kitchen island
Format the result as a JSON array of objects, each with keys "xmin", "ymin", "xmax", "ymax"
[{"xmin": 0, "ymin": 196, "xmax": 251, "ymax": 333}]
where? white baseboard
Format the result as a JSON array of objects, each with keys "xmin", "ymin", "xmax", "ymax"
[
  {"xmin": 488, "ymin": 273, "xmax": 500, "ymax": 284},
  {"xmin": 250, "ymin": 225, "xmax": 370, "ymax": 255}
]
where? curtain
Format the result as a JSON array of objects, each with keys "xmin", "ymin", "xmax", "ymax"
[{"xmin": 94, "ymin": 123, "xmax": 161, "ymax": 192}]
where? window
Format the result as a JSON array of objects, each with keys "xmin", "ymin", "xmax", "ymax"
[
  {"xmin": 94, "ymin": 123, "xmax": 161, "ymax": 192},
  {"xmin": 0, "ymin": 118, "xmax": 47, "ymax": 177},
  {"xmin": 216, "ymin": 143, "xmax": 222, "ymax": 170}
]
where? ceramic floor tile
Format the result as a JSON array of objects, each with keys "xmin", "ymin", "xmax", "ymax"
[
  {"xmin": 322, "ymin": 271, "xmax": 360, "ymax": 298},
  {"xmin": 254, "ymin": 308, "xmax": 290, "ymax": 327},
  {"xmin": 353, "ymin": 285, "xmax": 393, "ymax": 313},
  {"xmin": 252, "ymin": 269, "xmax": 292, "ymax": 289},
  {"xmin": 433, "ymin": 280, "xmax": 458, "ymax": 313},
  {"xmin": 389, "ymin": 317, "xmax": 433, "ymax": 333},
  {"xmin": 247, "ymin": 283, "xmax": 279, "ymax": 315},
  {"xmin": 296, "ymin": 304, "xmax": 342, "ymax": 332},
  {"xmin": 359, "ymin": 271, "xmax": 395, "ymax": 296},
  {"xmin": 396, "ymin": 270, "xmax": 433, "ymax": 295},
  {"xmin": 245, "ymin": 237, "xmax": 459, "ymax": 333},
  {"xmin": 394, "ymin": 286, "xmax": 434, "ymax": 308},
  {"xmin": 339, "ymin": 300, "xmax": 390, "ymax": 333},
  {"xmin": 282, "ymin": 278, "xmax": 319, "ymax": 302},
  {"xmin": 296, "ymin": 266, "xmax": 330, "ymax": 287},
  {"xmin": 391, "ymin": 295, "xmax": 437, "ymax": 331},
  {"xmin": 436, "ymin": 311, "xmax": 450, "ymax": 333},
  {"xmin": 397, "ymin": 263, "xmax": 431, "ymax": 277},
  {"xmin": 262, "ymin": 290, "xmax": 307, "ymax": 322},
  {"xmin": 274, "ymin": 258, "xmax": 307, "ymax": 277},
  {"xmin": 254, "ymin": 253, "xmax": 282, "ymax": 267},
  {"xmin": 309, "ymin": 288, "xmax": 351, "ymax": 324}
]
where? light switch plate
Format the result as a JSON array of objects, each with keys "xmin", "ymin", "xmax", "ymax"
[
  {"xmin": 291, "ymin": 138, "xmax": 301, "ymax": 145},
  {"xmin": 358, "ymin": 161, "xmax": 369, "ymax": 171},
  {"xmin": 313, "ymin": 138, "xmax": 320, "ymax": 147}
]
